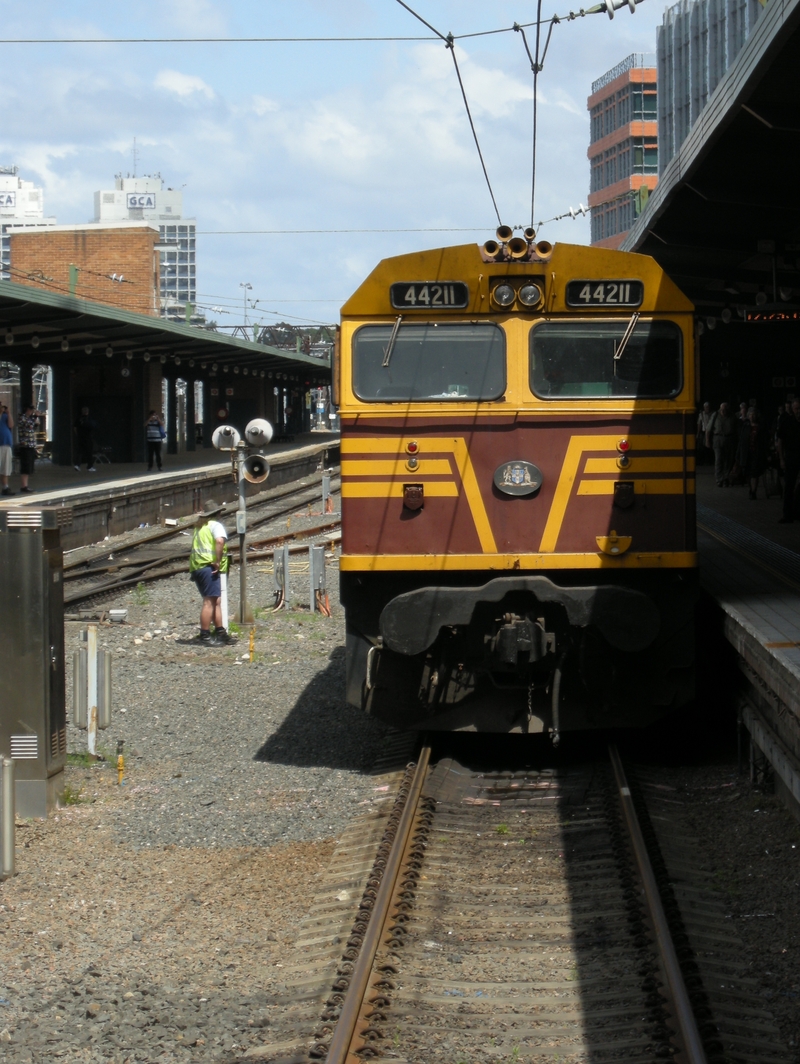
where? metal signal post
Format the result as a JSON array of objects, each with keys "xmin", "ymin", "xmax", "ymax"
[
  {"xmin": 235, "ymin": 441, "xmax": 254, "ymax": 624},
  {"xmin": 212, "ymin": 418, "xmax": 273, "ymax": 627}
]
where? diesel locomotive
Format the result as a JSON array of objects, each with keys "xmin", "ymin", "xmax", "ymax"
[{"xmin": 336, "ymin": 232, "xmax": 697, "ymax": 738}]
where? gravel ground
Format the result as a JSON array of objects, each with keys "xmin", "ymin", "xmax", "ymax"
[
  {"xmin": 0, "ymin": 509, "xmax": 394, "ymax": 1063},
  {"xmin": 638, "ymin": 760, "xmax": 800, "ymax": 1060}
]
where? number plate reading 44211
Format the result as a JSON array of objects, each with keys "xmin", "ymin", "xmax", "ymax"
[
  {"xmin": 390, "ymin": 282, "xmax": 469, "ymax": 310},
  {"xmin": 566, "ymin": 280, "xmax": 643, "ymax": 307}
]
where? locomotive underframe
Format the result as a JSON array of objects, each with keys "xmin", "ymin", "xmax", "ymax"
[{"xmin": 341, "ymin": 568, "xmax": 697, "ymax": 734}]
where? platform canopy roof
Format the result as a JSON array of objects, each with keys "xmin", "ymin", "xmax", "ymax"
[
  {"xmin": 0, "ymin": 280, "xmax": 331, "ymax": 381},
  {"xmin": 622, "ymin": 0, "xmax": 800, "ymax": 319}
]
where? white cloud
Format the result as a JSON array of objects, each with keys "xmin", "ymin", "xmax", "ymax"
[
  {"xmin": 154, "ymin": 69, "xmax": 215, "ymax": 99},
  {"xmin": 251, "ymin": 95, "xmax": 280, "ymax": 116}
]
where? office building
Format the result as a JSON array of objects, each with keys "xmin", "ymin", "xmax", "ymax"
[
  {"xmin": 0, "ymin": 166, "xmax": 57, "ymax": 281},
  {"xmin": 93, "ymin": 175, "xmax": 197, "ymax": 321},
  {"xmin": 657, "ymin": 0, "xmax": 766, "ymax": 171},
  {"xmin": 588, "ymin": 54, "xmax": 659, "ymax": 248}
]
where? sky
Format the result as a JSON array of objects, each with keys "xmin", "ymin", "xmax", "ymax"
[{"xmin": 0, "ymin": 0, "xmax": 673, "ymax": 330}]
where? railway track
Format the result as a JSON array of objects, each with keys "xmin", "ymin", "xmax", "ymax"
[
  {"xmin": 63, "ymin": 471, "xmax": 340, "ymax": 606},
  {"xmin": 275, "ymin": 744, "xmax": 791, "ymax": 1064}
]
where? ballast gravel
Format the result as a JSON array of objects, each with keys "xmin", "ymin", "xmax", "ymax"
[{"xmin": 0, "ymin": 535, "xmax": 391, "ymax": 1064}]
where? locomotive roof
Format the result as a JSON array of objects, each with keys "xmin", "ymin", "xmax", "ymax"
[{"xmin": 340, "ymin": 241, "xmax": 694, "ymax": 317}]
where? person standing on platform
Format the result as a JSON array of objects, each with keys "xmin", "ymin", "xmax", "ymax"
[
  {"xmin": 744, "ymin": 408, "xmax": 768, "ymax": 499},
  {"xmin": 0, "ymin": 404, "xmax": 14, "ymax": 496},
  {"xmin": 189, "ymin": 501, "xmax": 234, "ymax": 646},
  {"xmin": 696, "ymin": 402, "xmax": 713, "ymax": 465},
  {"xmin": 16, "ymin": 403, "xmax": 43, "ymax": 494},
  {"xmin": 777, "ymin": 398, "xmax": 800, "ymax": 523},
  {"xmin": 73, "ymin": 407, "xmax": 97, "ymax": 471},
  {"xmin": 706, "ymin": 401, "xmax": 736, "ymax": 487},
  {"xmin": 145, "ymin": 410, "xmax": 165, "ymax": 472}
]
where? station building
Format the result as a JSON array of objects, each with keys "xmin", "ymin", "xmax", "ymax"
[
  {"xmin": 0, "ymin": 281, "xmax": 331, "ymax": 467},
  {"xmin": 8, "ymin": 223, "xmax": 161, "ymax": 316}
]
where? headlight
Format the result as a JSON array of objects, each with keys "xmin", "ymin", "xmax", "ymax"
[
  {"xmin": 492, "ymin": 283, "xmax": 515, "ymax": 307},
  {"xmin": 518, "ymin": 283, "xmax": 542, "ymax": 307}
]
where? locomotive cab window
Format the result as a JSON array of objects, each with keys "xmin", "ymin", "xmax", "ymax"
[
  {"xmin": 352, "ymin": 322, "xmax": 505, "ymax": 402},
  {"xmin": 529, "ymin": 319, "xmax": 682, "ymax": 399}
]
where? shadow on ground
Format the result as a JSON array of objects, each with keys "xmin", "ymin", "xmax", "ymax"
[{"xmin": 253, "ymin": 646, "xmax": 388, "ymax": 771}]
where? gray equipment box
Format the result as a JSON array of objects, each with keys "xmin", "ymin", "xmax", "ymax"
[{"xmin": 0, "ymin": 507, "xmax": 71, "ymax": 816}]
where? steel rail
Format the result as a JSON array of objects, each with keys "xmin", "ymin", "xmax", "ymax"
[
  {"xmin": 609, "ymin": 745, "xmax": 708, "ymax": 1064},
  {"xmin": 325, "ymin": 743, "xmax": 432, "ymax": 1064},
  {"xmin": 63, "ymin": 471, "xmax": 339, "ymax": 572},
  {"xmin": 63, "ymin": 522, "xmax": 341, "ymax": 605}
]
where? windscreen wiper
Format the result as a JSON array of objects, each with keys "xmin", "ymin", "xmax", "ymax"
[
  {"xmin": 382, "ymin": 315, "xmax": 403, "ymax": 367},
  {"xmin": 613, "ymin": 311, "xmax": 640, "ymax": 362}
]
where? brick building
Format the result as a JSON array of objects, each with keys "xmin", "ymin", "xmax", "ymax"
[
  {"xmin": 588, "ymin": 54, "xmax": 658, "ymax": 249},
  {"xmin": 8, "ymin": 222, "xmax": 161, "ymax": 316}
]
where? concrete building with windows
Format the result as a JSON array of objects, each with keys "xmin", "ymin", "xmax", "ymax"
[
  {"xmin": 587, "ymin": 55, "xmax": 659, "ymax": 249},
  {"xmin": 93, "ymin": 175, "xmax": 197, "ymax": 323},
  {"xmin": 0, "ymin": 166, "xmax": 57, "ymax": 281}
]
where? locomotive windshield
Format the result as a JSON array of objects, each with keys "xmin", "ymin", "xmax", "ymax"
[
  {"xmin": 529, "ymin": 320, "xmax": 682, "ymax": 399},
  {"xmin": 352, "ymin": 322, "xmax": 505, "ymax": 401}
]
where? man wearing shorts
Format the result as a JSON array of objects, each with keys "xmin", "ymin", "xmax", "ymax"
[
  {"xmin": 17, "ymin": 403, "xmax": 43, "ymax": 494},
  {"xmin": 0, "ymin": 404, "xmax": 14, "ymax": 496},
  {"xmin": 189, "ymin": 501, "xmax": 234, "ymax": 645}
]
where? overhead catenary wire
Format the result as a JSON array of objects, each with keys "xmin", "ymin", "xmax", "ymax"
[
  {"xmin": 0, "ymin": 9, "xmax": 629, "ymax": 46},
  {"xmin": 394, "ymin": 0, "xmax": 502, "ymax": 226}
]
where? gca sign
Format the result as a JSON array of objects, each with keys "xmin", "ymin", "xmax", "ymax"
[
  {"xmin": 0, "ymin": 192, "xmax": 17, "ymax": 208},
  {"xmin": 126, "ymin": 193, "xmax": 156, "ymax": 209}
]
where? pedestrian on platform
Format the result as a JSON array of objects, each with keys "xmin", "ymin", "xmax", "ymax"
[
  {"xmin": 706, "ymin": 401, "xmax": 736, "ymax": 486},
  {"xmin": 16, "ymin": 403, "xmax": 44, "ymax": 494},
  {"xmin": 697, "ymin": 402, "xmax": 713, "ymax": 465},
  {"xmin": 737, "ymin": 401, "xmax": 748, "ymax": 421},
  {"xmin": 0, "ymin": 404, "xmax": 14, "ymax": 496},
  {"xmin": 744, "ymin": 408, "xmax": 769, "ymax": 499},
  {"xmin": 189, "ymin": 501, "xmax": 234, "ymax": 646},
  {"xmin": 777, "ymin": 397, "xmax": 800, "ymax": 523},
  {"xmin": 73, "ymin": 407, "xmax": 97, "ymax": 471},
  {"xmin": 145, "ymin": 410, "xmax": 165, "ymax": 472}
]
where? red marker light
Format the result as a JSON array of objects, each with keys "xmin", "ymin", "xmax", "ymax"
[
  {"xmin": 406, "ymin": 440, "xmax": 419, "ymax": 454},
  {"xmin": 617, "ymin": 439, "xmax": 630, "ymax": 452}
]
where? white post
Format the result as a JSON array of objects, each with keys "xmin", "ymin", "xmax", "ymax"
[
  {"xmin": 1, "ymin": 758, "xmax": 15, "ymax": 879},
  {"xmin": 220, "ymin": 570, "xmax": 229, "ymax": 630},
  {"xmin": 87, "ymin": 623, "xmax": 98, "ymax": 757}
]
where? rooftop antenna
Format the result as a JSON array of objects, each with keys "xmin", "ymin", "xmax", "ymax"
[{"xmin": 132, "ymin": 137, "xmax": 138, "ymax": 178}]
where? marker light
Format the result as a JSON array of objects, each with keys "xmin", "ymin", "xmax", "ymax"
[
  {"xmin": 617, "ymin": 439, "xmax": 630, "ymax": 452},
  {"xmin": 406, "ymin": 440, "xmax": 419, "ymax": 454}
]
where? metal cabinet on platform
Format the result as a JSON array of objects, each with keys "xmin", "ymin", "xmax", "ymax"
[{"xmin": 0, "ymin": 507, "xmax": 71, "ymax": 816}]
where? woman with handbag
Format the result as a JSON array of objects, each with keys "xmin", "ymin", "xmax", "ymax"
[{"xmin": 145, "ymin": 410, "xmax": 165, "ymax": 472}]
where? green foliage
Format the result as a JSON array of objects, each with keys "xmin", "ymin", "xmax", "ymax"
[
  {"xmin": 495, "ymin": 823, "xmax": 509, "ymax": 835},
  {"xmin": 60, "ymin": 784, "xmax": 84, "ymax": 806},
  {"xmin": 66, "ymin": 751, "xmax": 93, "ymax": 768},
  {"xmin": 133, "ymin": 582, "xmax": 149, "ymax": 605}
]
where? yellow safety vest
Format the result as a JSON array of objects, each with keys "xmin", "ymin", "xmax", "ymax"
[{"xmin": 190, "ymin": 523, "xmax": 229, "ymax": 574}]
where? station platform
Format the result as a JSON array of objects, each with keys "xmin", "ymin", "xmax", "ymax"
[
  {"xmin": 0, "ymin": 432, "xmax": 339, "ymax": 549},
  {"xmin": 696, "ymin": 465, "xmax": 800, "ymax": 815}
]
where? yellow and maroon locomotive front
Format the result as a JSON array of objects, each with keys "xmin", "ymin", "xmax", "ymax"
[{"xmin": 338, "ymin": 239, "xmax": 696, "ymax": 735}]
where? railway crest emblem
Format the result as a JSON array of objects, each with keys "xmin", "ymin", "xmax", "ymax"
[{"xmin": 494, "ymin": 460, "xmax": 543, "ymax": 496}]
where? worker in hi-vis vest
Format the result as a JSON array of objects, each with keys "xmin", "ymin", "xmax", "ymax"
[{"xmin": 189, "ymin": 500, "xmax": 234, "ymax": 646}]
